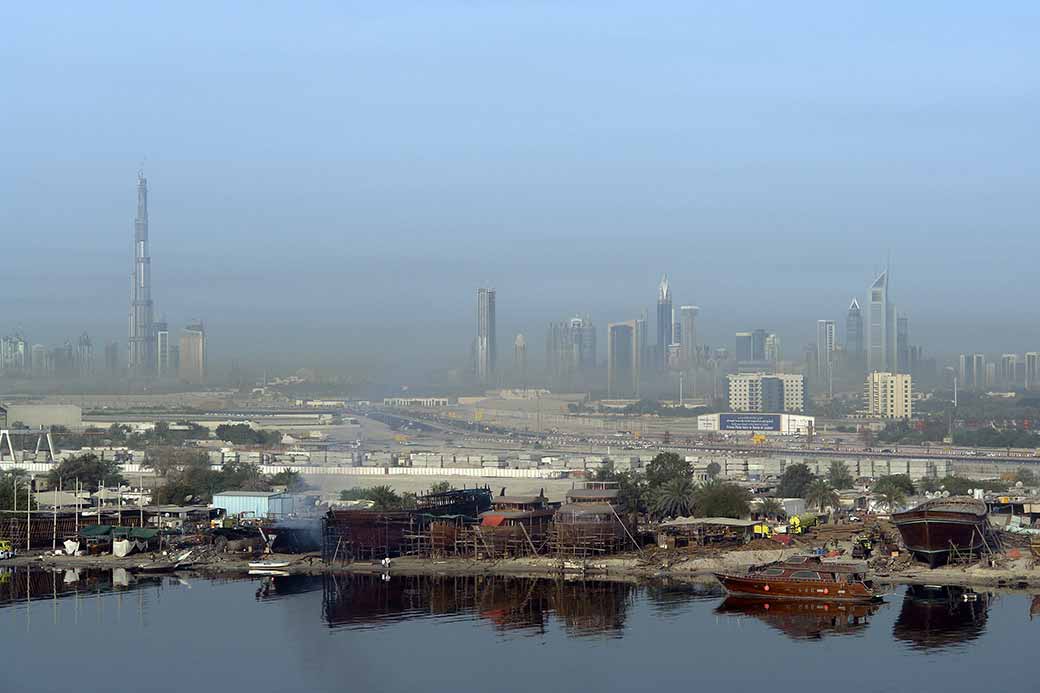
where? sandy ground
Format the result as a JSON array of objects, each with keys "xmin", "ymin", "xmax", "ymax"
[{"xmin": 11, "ymin": 546, "xmax": 1040, "ymax": 590}]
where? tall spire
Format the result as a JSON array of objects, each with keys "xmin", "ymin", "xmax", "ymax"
[
  {"xmin": 128, "ymin": 170, "xmax": 155, "ymax": 377},
  {"xmin": 658, "ymin": 274, "xmax": 671, "ymax": 302}
]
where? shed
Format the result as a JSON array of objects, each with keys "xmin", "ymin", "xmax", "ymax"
[{"xmin": 212, "ymin": 491, "xmax": 289, "ymax": 518}]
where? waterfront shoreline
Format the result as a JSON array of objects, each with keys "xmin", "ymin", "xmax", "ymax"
[{"xmin": 7, "ymin": 549, "xmax": 1040, "ymax": 590}]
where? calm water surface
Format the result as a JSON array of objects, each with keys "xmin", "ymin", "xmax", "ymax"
[{"xmin": 0, "ymin": 567, "xmax": 1036, "ymax": 692}]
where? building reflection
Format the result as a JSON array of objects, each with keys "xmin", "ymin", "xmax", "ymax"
[
  {"xmin": 0, "ymin": 566, "xmax": 166, "ymax": 607},
  {"xmin": 716, "ymin": 597, "xmax": 879, "ymax": 640},
  {"xmin": 322, "ymin": 573, "xmax": 633, "ymax": 636},
  {"xmin": 892, "ymin": 585, "xmax": 991, "ymax": 651}
]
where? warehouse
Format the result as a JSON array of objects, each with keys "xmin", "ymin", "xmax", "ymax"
[{"xmin": 211, "ymin": 491, "xmax": 299, "ymax": 519}]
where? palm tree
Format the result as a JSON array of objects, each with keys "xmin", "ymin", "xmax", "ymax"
[
  {"xmin": 874, "ymin": 488, "xmax": 906, "ymax": 512},
  {"xmin": 366, "ymin": 485, "xmax": 402, "ymax": 511},
  {"xmin": 827, "ymin": 461, "xmax": 855, "ymax": 490},
  {"xmin": 650, "ymin": 477, "xmax": 697, "ymax": 519},
  {"xmin": 757, "ymin": 497, "xmax": 784, "ymax": 521},
  {"xmin": 804, "ymin": 479, "xmax": 839, "ymax": 512}
]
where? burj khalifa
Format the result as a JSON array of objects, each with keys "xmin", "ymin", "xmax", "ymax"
[{"xmin": 128, "ymin": 171, "xmax": 155, "ymax": 376}]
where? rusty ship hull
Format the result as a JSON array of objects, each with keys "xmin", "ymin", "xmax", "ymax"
[{"xmin": 891, "ymin": 498, "xmax": 989, "ymax": 567}]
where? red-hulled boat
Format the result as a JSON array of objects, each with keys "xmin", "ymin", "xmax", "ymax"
[
  {"xmin": 891, "ymin": 497, "xmax": 990, "ymax": 567},
  {"xmin": 714, "ymin": 555, "xmax": 879, "ymax": 603}
]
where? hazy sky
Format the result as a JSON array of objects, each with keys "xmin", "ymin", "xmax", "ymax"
[{"xmin": 2, "ymin": 3, "xmax": 1038, "ymax": 376}]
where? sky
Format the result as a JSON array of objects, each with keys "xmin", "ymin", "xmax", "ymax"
[{"xmin": 2, "ymin": 2, "xmax": 1038, "ymax": 378}]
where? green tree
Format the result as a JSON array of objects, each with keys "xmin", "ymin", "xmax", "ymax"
[
  {"xmin": 694, "ymin": 479, "xmax": 751, "ymax": 519},
  {"xmin": 48, "ymin": 453, "xmax": 125, "ymax": 489},
  {"xmin": 645, "ymin": 452, "xmax": 692, "ymax": 489},
  {"xmin": 1014, "ymin": 468, "xmax": 1037, "ymax": 486},
  {"xmin": 873, "ymin": 486, "xmax": 906, "ymax": 512},
  {"xmin": 650, "ymin": 477, "xmax": 697, "ymax": 519},
  {"xmin": 0, "ymin": 469, "xmax": 32, "ymax": 511},
  {"xmin": 142, "ymin": 447, "xmax": 210, "ymax": 477},
  {"xmin": 339, "ymin": 488, "xmax": 371, "ymax": 501},
  {"xmin": 428, "ymin": 481, "xmax": 454, "ymax": 494},
  {"xmin": 218, "ymin": 461, "xmax": 270, "ymax": 492},
  {"xmin": 269, "ymin": 469, "xmax": 307, "ymax": 492},
  {"xmin": 706, "ymin": 461, "xmax": 722, "ymax": 479},
  {"xmin": 804, "ymin": 479, "xmax": 839, "ymax": 512},
  {"xmin": 757, "ymin": 496, "xmax": 784, "ymax": 520},
  {"xmin": 873, "ymin": 474, "xmax": 915, "ymax": 497},
  {"xmin": 827, "ymin": 461, "xmax": 855, "ymax": 489},
  {"xmin": 777, "ymin": 463, "xmax": 815, "ymax": 498},
  {"xmin": 918, "ymin": 476, "xmax": 941, "ymax": 494},
  {"xmin": 367, "ymin": 485, "xmax": 402, "ymax": 511}
]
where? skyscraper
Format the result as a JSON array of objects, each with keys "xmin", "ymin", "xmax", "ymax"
[
  {"xmin": 896, "ymin": 314, "xmax": 910, "ymax": 374},
  {"xmin": 546, "ymin": 316, "xmax": 596, "ymax": 387},
  {"xmin": 1026, "ymin": 352, "xmax": 1040, "ymax": 391},
  {"xmin": 1000, "ymin": 354, "xmax": 1018, "ymax": 386},
  {"xmin": 156, "ymin": 320, "xmax": 171, "ymax": 378},
  {"xmin": 75, "ymin": 332, "xmax": 94, "ymax": 377},
  {"xmin": 476, "ymin": 288, "xmax": 496, "ymax": 385},
  {"xmin": 656, "ymin": 275, "xmax": 672, "ymax": 370},
  {"xmin": 513, "ymin": 333, "xmax": 527, "ymax": 389},
  {"xmin": 178, "ymin": 322, "xmax": 206, "ymax": 385},
  {"xmin": 735, "ymin": 332, "xmax": 753, "ymax": 363},
  {"xmin": 816, "ymin": 320, "xmax": 836, "ymax": 381},
  {"xmin": 128, "ymin": 171, "xmax": 155, "ymax": 377},
  {"xmin": 846, "ymin": 299, "xmax": 863, "ymax": 365},
  {"xmin": 867, "ymin": 271, "xmax": 896, "ymax": 373},
  {"xmin": 764, "ymin": 333, "xmax": 782, "ymax": 364},
  {"xmin": 608, "ymin": 320, "xmax": 641, "ymax": 398},
  {"xmin": 751, "ymin": 329, "xmax": 768, "ymax": 362},
  {"xmin": 678, "ymin": 305, "xmax": 699, "ymax": 369}
]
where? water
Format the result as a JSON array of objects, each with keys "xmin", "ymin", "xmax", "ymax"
[{"xmin": 1, "ymin": 567, "xmax": 1036, "ymax": 692}]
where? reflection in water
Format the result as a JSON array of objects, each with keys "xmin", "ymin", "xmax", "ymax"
[
  {"xmin": 255, "ymin": 575, "xmax": 324, "ymax": 602},
  {"xmin": 322, "ymin": 574, "xmax": 634, "ymax": 637},
  {"xmin": 0, "ymin": 566, "xmax": 166, "ymax": 606},
  {"xmin": 716, "ymin": 597, "xmax": 880, "ymax": 640},
  {"xmin": 893, "ymin": 585, "xmax": 991, "ymax": 651}
]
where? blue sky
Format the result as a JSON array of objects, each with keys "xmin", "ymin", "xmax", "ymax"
[{"xmin": 2, "ymin": 3, "xmax": 1038, "ymax": 373}]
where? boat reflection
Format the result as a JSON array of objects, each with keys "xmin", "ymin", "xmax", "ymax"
[
  {"xmin": 254, "ymin": 574, "xmax": 324, "ymax": 602},
  {"xmin": 715, "ymin": 596, "xmax": 880, "ymax": 640},
  {"xmin": 322, "ymin": 573, "xmax": 634, "ymax": 636},
  {"xmin": 892, "ymin": 585, "xmax": 991, "ymax": 650}
]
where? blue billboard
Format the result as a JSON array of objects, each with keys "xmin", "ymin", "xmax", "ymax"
[{"xmin": 719, "ymin": 413, "xmax": 782, "ymax": 432}]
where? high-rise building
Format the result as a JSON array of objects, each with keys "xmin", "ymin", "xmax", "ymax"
[
  {"xmin": 765, "ymin": 333, "xmax": 782, "ymax": 364},
  {"xmin": 971, "ymin": 353, "xmax": 985, "ymax": 390},
  {"xmin": 735, "ymin": 332, "xmax": 753, "ymax": 363},
  {"xmin": 156, "ymin": 321, "xmax": 171, "ymax": 378},
  {"xmin": 865, "ymin": 372, "xmax": 912, "ymax": 419},
  {"xmin": 546, "ymin": 316, "xmax": 596, "ymax": 386},
  {"xmin": 896, "ymin": 314, "xmax": 910, "ymax": 374},
  {"xmin": 816, "ymin": 320, "xmax": 836, "ymax": 381},
  {"xmin": 607, "ymin": 321, "xmax": 641, "ymax": 398},
  {"xmin": 725, "ymin": 372, "xmax": 806, "ymax": 413},
  {"xmin": 752, "ymin": 329, "xmax": 768, "ymax": 362},
  {"xmin": 513, "ymin": 333, "xmax": 527, "ymax": 388},
  {"xmin": 656, "ymin": 275, "xmax": 672, "ymax": 370},
  {"xmin": 104, "ymin": 341, "xmax": 120, "ymax": 376},
  {"xmin": 476, "ymin": 288, "xmax": 496, "ymax": 385},
  {"xmin": 178, "ymin": 322, "xmax": 206, "ymax": 385},
  {"xmin": 1000, "ymin": 354, "xmax": 1018, "ymax": 386},
  {"xmin": 984, "ymin": 362, "xmax": 996, "ymax": 389},
  {"xmin": 867, "ymin": 271, "xmax": 896, "ymax": 373},
  {"xmin": 75, "ymin": 332, "xmax": 94, "ymax": 377},
  {"xmin": 128, "ymin": 171, "xmax": 155, "ymax": 377},
  {"xmin": 678, "ymin": 306, "xmax": 699, "ymax": 369},
  {"xmin": 846, "ymin": 299, "xmax": 864, "ymax": 360},
  {"xmin": 1026, "ymin": 352, "xmax": 1040, "ymax": 391},
  {"xmin": 0, "ymin": 333, "xmax": 28, "ymax": 374}
]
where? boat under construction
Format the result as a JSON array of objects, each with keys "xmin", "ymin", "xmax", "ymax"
[
  {"xmin": 714, "ymin": 555, "xmax": 879, "ymax": 603},
  {"xmin": 891, "ymin": 497, "xmax": 992, "ymax": 567}
]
